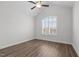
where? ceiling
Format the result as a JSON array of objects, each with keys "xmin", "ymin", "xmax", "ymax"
[
  {"xmin": 0, "ymin": 1, "xmax": 74, "ymax": 17},
  {"xmin": 49, "ymin": 1, "xmax": 74, "ymax": 7},
  {"xmin": 26, "ymin": 1, "xmax": 74, "ymax": 16}
]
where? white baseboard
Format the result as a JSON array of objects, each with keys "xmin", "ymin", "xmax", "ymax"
[
  {"xmin": 35, "ymin": 38, "xmax": 72, "ymax": 45},
  {"xmin": 0, "ymin": 38, "xmax": 33, "ymax": 50},
  {"xmin": 72, "ymin": 44, "xmax": 79, "ymax": 56}
]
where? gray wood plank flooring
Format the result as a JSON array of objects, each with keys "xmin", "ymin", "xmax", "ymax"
[{"xmin": 0, "ymin": 39, "xmax": 78, "ymax": 57}]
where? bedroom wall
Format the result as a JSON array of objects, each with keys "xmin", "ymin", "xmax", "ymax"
[
  {"xmin": 0, "ymin": 2, "xmax": 34, "ymax": 49},
  {"xmin": 73, "ymin": 2, "xmax": 79, "ymax": 56},
  {"xmin": 35, "ymin": 6, "xmax": 72, "ymax": 44}
]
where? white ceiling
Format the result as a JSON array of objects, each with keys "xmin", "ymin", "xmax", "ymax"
[
  {"xmin": 49, "ymin": 1, "xmax": 74, "ymax": 7},
  {"xmin": 0, "ymin": 1, "xmax": 74, "ymax": 17},
  {"xmin": 26, "ymin": 1, "xmax": 74, "ymax": 16}
]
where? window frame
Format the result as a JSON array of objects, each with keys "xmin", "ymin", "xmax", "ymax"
[{"xmin": 42, "ymin": 16, "xmax": 57, "ymax": 35}]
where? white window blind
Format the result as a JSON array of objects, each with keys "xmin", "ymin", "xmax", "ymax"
[{"xmin": 42, "ymin": 16, "xmax": 57, "ymax": 35}]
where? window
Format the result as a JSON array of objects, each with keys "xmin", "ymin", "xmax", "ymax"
[{"xmin": 42, "ymin": 16, "xmax": 57, "ymax": 35}]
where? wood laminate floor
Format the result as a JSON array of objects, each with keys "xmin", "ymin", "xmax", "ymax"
[{"xmin": 0, "ymin": 39, "xmax": 78, "ymax": 57}]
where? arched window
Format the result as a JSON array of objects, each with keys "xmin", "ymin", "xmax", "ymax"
[{"xmin": 42, "ymin": 16, "xmax": 57, "ymax": 35}]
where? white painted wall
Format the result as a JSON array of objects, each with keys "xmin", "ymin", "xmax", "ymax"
[
  {"xmin": 35, "ymin": 6, "xmax": 72, "ymax": 44},
  {"xmin": 73, "ymin": 2, "xmax": 79, "ymax": 56},
  {"xmin": 0, "ymin": 2, "xmax": 34, "ymax": 49}
]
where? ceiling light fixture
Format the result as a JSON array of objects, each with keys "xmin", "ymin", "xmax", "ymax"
[
  {"xmin": 28, "ymin": 1, "xmax": 49, "ymax": 10},
  {"xmin": 36, "ymin": 2, "xmax": 41, "ymax": 8}
]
